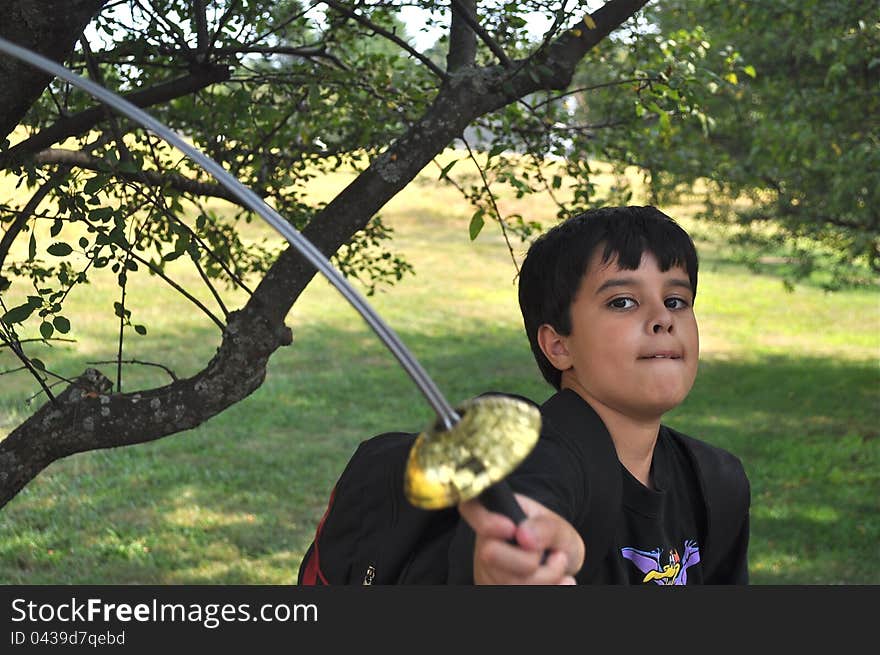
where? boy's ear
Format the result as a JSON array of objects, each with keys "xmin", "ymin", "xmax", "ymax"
[{"xmin": 537, "ymin": 324, "xmax": 573, "ymax": 372}]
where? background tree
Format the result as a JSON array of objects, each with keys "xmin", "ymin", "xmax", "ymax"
[
  {"xmin": 0, "ymin": 0, "xmax": 652, "ymax": 508},
  {"xmin": 568, "ymin": 0, "xmax": 878, "ymax": 289}
]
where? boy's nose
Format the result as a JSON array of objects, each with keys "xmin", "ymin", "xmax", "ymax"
[{"xmin": 651, "ymin": 314, "xmax": 674, "ymax": 334}]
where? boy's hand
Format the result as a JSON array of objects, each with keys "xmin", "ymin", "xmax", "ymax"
[{"xmin": 458, "ymin": 493, "xmax": 585, "ymax": 585}]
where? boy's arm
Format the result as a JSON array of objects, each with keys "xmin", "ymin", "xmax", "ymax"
[
  {"xmin": 709, "ymin": 513, "xmax": 750, "ymax": 584},
  {"xmin": 451, "ymin": 494, "xmax": 584, "ymax": 585}
]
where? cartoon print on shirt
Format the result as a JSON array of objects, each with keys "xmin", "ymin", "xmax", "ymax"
[{"xmin": 621, "ymin": 539, "xmax": 701, "ymax": 585}]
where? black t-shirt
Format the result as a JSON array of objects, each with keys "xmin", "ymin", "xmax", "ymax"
[
  {"xmin": 594, "ymin": 428, "xmax": 707, "ymax": 585},
  {"xmin": 446, "ymin": 389, "xmax": 749, "ymax": 585}
]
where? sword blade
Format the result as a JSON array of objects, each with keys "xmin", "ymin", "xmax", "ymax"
[{"xmin": 0, "ymin": 37, "xmax": 459, "ymax": 430}]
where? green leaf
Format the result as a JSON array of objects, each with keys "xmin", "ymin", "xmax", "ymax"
[
  {"xmin": 469, "ymin": 209, "xmax": 485, "ymax": 241},
  {"xmin": 40, "ymin": 321, "xmax": 54, "ymax": 340},
  {"xmin": 30, "ymin": 358, "xmax": 46, "ymax": 371},
  {"xmin": 743, "ymin": 65, "xmax": 757, "ymax": 78},
  {"xmin": 438, "ymin": 159, "xmax": 459, "ymax": 180},
  {"xmin": 134, "ymin": 324, "xmax": 147, "ymax": 336},
  {"xmin": 113, "ymin": 301, "xmax": 131, "ymax": 319},
  {"xmin": 28, "ymin": 231, "xmax": 36, "ymax": 261},
  {"xmin": 50, "ymin": 219, "xmax": 63, "ymax": 237},
  {"xmin": 53, "ymin": 315, "xmax": 71, "ymax": 334},
  {"xmin": 47, "ymin": 242, "xmax": 73, "ymax": 256},
  {"xmin": 118, "ymin": 159, "xmax": 140, "ymax": 174},
  {"xmin": 90, "ymin": 207, "xmax": 115, "ymax": 222},
  {"xmin": 1, "ymin": 303, "xmax": 36, "ymax": 325},
  {"xmin": 659, "ymin": 110, "xmax": 671, "ymax": 133},
  {"xmin": 83, "ymin": 175, "xmax": 106, "ymax": 195},
  {"xmin": 108, "ymin": 229, "xmax": 130, "ymax": 249},
  {"xmin": 488, "ymin": 143, "xmax": 506, "ymax": 159},
  {"xmin": 79, "ymin": 237, "xmax": 89, "ymax": 249}
]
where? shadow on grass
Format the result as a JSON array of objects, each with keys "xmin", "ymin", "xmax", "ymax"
[{"xmin": 1, "ymin": 322, "xmax": 877, "ymax": 584}]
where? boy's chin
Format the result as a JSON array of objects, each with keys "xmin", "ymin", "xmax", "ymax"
[{"xmin": 627, "ymin": 390, "xmax": 691, "ymax": 420}]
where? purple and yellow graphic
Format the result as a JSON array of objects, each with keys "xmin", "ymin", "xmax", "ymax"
[{"xmin": 621, "ymin": 539, "xmax": 701, "ymax": 585}]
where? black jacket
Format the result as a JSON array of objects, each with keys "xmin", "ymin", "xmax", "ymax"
[{"xmin": 447, "ymin": 389, "xmax": 751, "ymax": 584}]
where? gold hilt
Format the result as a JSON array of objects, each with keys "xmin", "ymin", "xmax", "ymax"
[{"xmin": 403, "ymin": 394, "xmax": 542, "ymax": 510}]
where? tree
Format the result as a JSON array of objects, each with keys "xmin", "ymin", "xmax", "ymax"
[
  {"xmin": 0, "ymin": 0, "xmax": 652, "ymax": 508},
  {"xmin": 583, "ymin": 0, "xmax": 879, "ymax": 289}
]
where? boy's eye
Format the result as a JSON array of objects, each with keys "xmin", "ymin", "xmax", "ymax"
[
  {"xmin": 608, "ymin": 297, "xmax": 637, "ymax": 310},
  {"xmin": 665, "ymin": 297, "xmax": 689, "ymax": 310}
]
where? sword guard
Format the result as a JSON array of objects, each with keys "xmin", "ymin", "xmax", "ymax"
[{"xmin": 403, "ymin": 393, "xmax": 541, "ymax": 510}]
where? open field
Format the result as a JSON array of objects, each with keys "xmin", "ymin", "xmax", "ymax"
[{"xmin": 1, "ymin": 152, "xmax": 878, "ymax": 584}]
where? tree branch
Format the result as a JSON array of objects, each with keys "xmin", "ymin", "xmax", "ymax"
[
  {"xmin": 87, "ymin": 358, "xmax": 178, "ymax": 381},
  {"xmin": 0, "ymin": 303, "xmax": 292, "ymax": 508},
  {"xmin": 461, "ymin": 137, "xmax": 519, "ymax": 273},
  {"xmin": 447, "ymin": 0, "xmax": 477, "ymax": 72},
  {"xmin": 194, "ymin": 0, "xmax": 209, "ymax": 59},
  {"xmin": 0, "ymin": 167, "xmax": 68, "ymax": 271},
  {"xmin": 247, "ymin": 1, "xmax": 653, "ymax": 327},
  {"xmin": 530, "ymin": 76, "xmax": 660, "ymax": 109},
  {"xmin": 322, "ymin": 0, "xmax": 447, "ymax": 80},
  {"xmin": 1, "ymin": 65, "xmax": 230, "ymax": 166},
  {"xmin": 31, "ymin": 149, "xmax": 243, "ymax": 203},
  {"xmin": 534, "ymin": 0, "xmax": 650, "ymax": 89},
  {"xmin": 0, "ymin": 300, "xmax": 59, "ymax": 406},
  {"xmin": 0, "ymin": 337, "xmax": 76, "ymax": 350},
  {"xmin": 210, "ymin": 0, "xmax": 243, "ymax": 50},
  {"xmin": 0, "ymin": 0, "xmax": 110, "ymax": 141},
  {"xmin": 449, "ymin": 0, "xmax": 512, "ymax": 68}
]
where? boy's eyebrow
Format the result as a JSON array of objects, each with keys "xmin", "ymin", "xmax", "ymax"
[{"xmin": 594, "ymin": 277, "xmax": 693, "ymax": 295}]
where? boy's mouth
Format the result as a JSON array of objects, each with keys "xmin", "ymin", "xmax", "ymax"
[{"xmin": 638, "ymin": 352, "xmax": 682, "ymax": 360}]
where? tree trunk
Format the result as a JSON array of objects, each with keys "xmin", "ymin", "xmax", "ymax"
[{"xmin": 0, "ymin": 0, "xmax": 108, "ymax": 141}]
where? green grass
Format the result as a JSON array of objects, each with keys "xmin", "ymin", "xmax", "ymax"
[{"xmin": 0, "ymin": 157, "xmax": 877, "ymax": 584}]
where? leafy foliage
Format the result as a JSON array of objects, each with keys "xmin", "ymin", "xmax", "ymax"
[
  {"xmin": 0, "ymin": 0, "xmax": 447, "ymax": 390},
  {"xmin": 1, "ymin": 0, "xmax": 874, "ymax": 401},
  {"xmin": 638, "ymin": 0, "xmax": 879, "ymax": 289}
]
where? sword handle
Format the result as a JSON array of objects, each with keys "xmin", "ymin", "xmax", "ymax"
[
  {"xmin": 478, "ymin": 479, "xmax": 527, "ymax": 523},
  {"xmin": 478, "ymin": 480, "xmax": 550, "ymax": 564}
]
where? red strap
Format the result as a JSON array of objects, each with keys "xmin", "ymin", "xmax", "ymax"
[{"xmin": 300, "ymin": 485, "xmax": 336, "ymax": 585}]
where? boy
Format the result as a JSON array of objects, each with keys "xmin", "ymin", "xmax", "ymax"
[{"xmin": 447, "ymin": 205, "xmax": 750, "ymax": 585}]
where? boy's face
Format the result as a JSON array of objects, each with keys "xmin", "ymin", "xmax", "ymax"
[{"xmin": 542, "ymin": 251, "xmax": 699, "ymax": 423}]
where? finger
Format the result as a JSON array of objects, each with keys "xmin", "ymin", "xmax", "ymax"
[
  {"xmin": 458, "ymin": 497, "xmax": 516, "ymax": 541},
  {"xmin": 523, "ymin": 550, "xmax": 570, "ymax": 585},
  {"xmin": 475, "ymin": 536, "xmax": 545, "ymax": 579},
  {"xmin": 514, "ymin": 513, "xmax": 584, "ymax": 575},
  {"xmin": 487, "ymin": 549, "xmax": 570, "ymax": 586}
]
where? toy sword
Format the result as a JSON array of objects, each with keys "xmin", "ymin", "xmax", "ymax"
[{"xmin": 0, "ymin": 37, "xmax": 540, "ymax": 526}]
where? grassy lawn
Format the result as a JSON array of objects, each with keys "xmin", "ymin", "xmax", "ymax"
[{"xmin": 0, "ymin": 155, "xmax": 877, "ymax": 584}]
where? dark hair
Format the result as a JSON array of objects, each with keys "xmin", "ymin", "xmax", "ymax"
[{"xmin": 518, "ymin": 206, "xmax": 699, "ymax": 390}]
